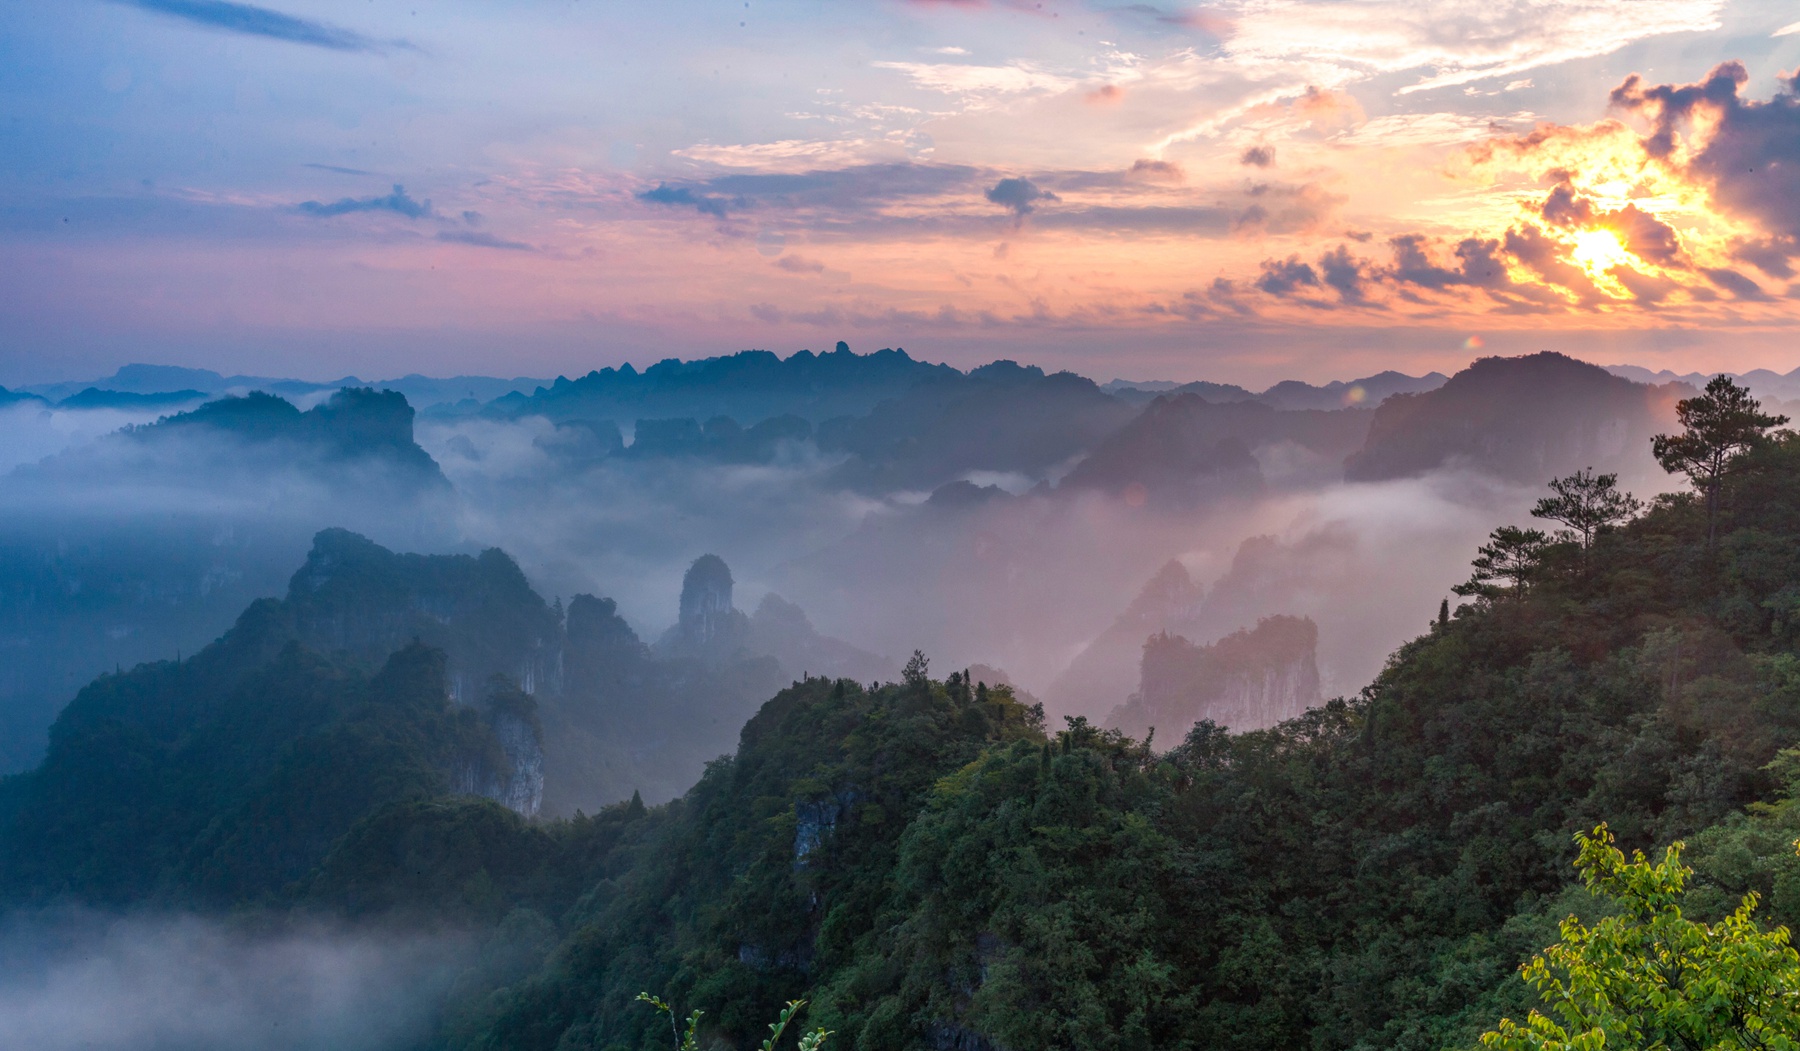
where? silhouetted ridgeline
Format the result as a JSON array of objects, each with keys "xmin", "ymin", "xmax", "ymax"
[
  {"xmin": 1059, "ymin": 393, "xmax": 1374, "ymax": 503},
  {"xmin": 488, "ymin": 343, "xmax": 960, "ymax": 426},
  {"xmin": 1345, "ymin": 351, "xmax": 1685, "ymax": 484}
]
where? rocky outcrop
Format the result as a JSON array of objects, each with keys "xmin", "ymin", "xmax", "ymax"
[
  {"xmin": 1109, "ymin": 615, "xmax": 1321, "ymax": 737},
  {"xmin": 1044, "ymin": 560, "xmax": 1206, "ymax": 718},
  {"xmin": 658, "ymin": 554, "xmax": 750, "ymax": 658}
]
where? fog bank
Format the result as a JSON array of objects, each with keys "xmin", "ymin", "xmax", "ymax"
[{"xmin": 0, "ymin": 911, "xmax": 469, "ymax": 1051}]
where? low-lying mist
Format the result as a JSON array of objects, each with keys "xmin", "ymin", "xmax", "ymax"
[
  {"xmin": 0, "ymin": 911, "xmax": 470, "ymax": 1051},
  {"xmin": 1, "ymin": 371, "xmax": 1686, "ymax": 781}
]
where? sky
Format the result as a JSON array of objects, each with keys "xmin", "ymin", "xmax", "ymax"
[{"xmin": 2, "ymin": 0, "xmax": 1798, "ymax": 386}]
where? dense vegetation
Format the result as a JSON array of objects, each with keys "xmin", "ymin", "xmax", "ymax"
[{"xmin": 9, "ymin": 379, "xmax": 1800, "ymax": 1049}]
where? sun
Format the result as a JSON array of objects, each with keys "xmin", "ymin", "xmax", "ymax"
[{"xmin": 1569, "ymin": 228, "xmax": 1634, "ymax": 281}]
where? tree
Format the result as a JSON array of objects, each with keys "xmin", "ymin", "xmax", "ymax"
[
  {"xmin": 903, "ymin": 650, "xmax": 930, "ymax": 687},
  {"xmin": 1652, "ymin": 375, "xmax": 1789, "ymax": 546},
  {"xmin": 637, "ymin": 993, "xmax": 830, "ymax": 1051},
  {"xmin": 1478, "ymin": 825, "xmax": 1800, "ymax": 1051},
  {"xmin": 1531, "ymin": 469, "xmax": 1643, "ymax": 556},
  {"xmin": 1453, "ymin": 526, "xmax": 1550, "ymax": 599}
]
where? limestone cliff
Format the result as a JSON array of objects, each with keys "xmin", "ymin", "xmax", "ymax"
[{"xmin": 1108, "ymin": 615, "xmax": 1321, "ymax": 738}]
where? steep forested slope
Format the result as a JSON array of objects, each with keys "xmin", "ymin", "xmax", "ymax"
[{"xmin": 441, "ymin": 432, "xmax": 1800, "ymax": 1051}]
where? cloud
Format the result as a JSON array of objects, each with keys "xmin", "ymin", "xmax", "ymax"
[
  {"xmin": 297, "ymin": 184, "xmax": 430, "ymax": 219},
  {"xmin": 1085, "ymin": 84, "xmax": 1126, "ymax": 105},
  {"xmin": 640, "ymin": 163, "xmax": 980, "ymax": 221},
  {"xmin": 984, "ymin": 177, "xmax": 1057, "ymax": 219},
  {"xmin": 775, "ymin": 254, "xmax": 827, "ymax": 274},
  {"xmin": 873, "ymin": 60, "xmax": 1078, "ymax": 98},
  {"xmin": 1700, "ymin": 267, "xmax": 1769, "ymax": 300},
  {"xmin": 435, "ymin": 230, "xmax": 533, "ymax": 251},
  {"xmin": 1255, "ymin": 255, "xmax": 1319, "ymax": 295},
  {"xmin": 1503, "ymin": 223, "xmax": 1602, "ymax": 300},
  {"xmin": 1222, "ymin": 0, "xmax": 1722, "ymax": 94},
  {"xmin": 1125, "ymin": 159, "xmax": 1185, "ymax": 183},
  {"xmin": 637, "ymin": 183, "xmax": 732, "ymax": 218},
  {"xmin": 302, "ymin": 163, "xmax": 376, "ymax": 176},
  {"xmin": 672, "ymin": 139, "xmax": 897, "ymax": 172},
  {"xmin": 0, "ymin": 912, "xmax": 466, "ymax": 1051},
  {"xmin": 107, "ymin": 0, "xmax": 413, "ymax": 53},
  {"xmin": 1610, "ymin": 62, "xmax": 1800, "ymax": 244},
  {"xmin": 1387, "ymin": 234, "xmax": 1511, "ymax": 290},
  {"xmin": 1318, "ymin": 245, "xmax": 1369, "ymax": 303},
  {"xmin": 1240, "ymin": 145, "xmax": 1276, "ymax": 168}
]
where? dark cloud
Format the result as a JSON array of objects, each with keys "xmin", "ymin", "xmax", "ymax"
[
  {"xmin": 1701, "ymin": 266, "xmax": 1770, "ymax": 300},
  {"xmin": 637, "ymin": 183, "xmax": 732, "ymax": 218},
  {"xmin": 1125, "ymin": 159, "xmax": 1184, "ymax": 183},
  {"xmin": 1734, "ymin": 236, "xmax": 1797, "ymax": 279},
  {"xmin": 1611, "ymin": 61, "xmax": 1800, "ymax": 249},
  {"xmin": 1240, "ymin": 145, "xmax": 1276, "ymax": 168},
  {"xmin": 985, "ymin": 177, "xmax": 1057, "ymax": 218},
  {"xmin": 637, "ymin": 164, "xmax": 979, "ymax": 221},
  {"xmin": 297, "ymin": 184, "xmax": 430, "ymax": 219},
  {"xmin": 1539, "ymin": 181, "xmax": 1595, "ymax": 227},
  {"xmin": 1255, "ymin": 255, "xmax": 1319, "ymax": 295},
  {"xmin": 1387, "ymin": 234, "xmax": 1510, "ymax": 290},
  {"xmin": 1318, "ymin": 245, "xmax": 1369, "ymax": 303},
  {"xmin": 109, "ymin": 0, "xmax": 412, "ymax": 53},
  {"xmin": 302, "ymin": 163, "xmax": 376, "ymax": 176},
  {"xmin": 435, "ymin": 230, "xmax": 532, "ymax": 251},
  {"xmin": 1611, "ymin": 265, "xmax": 1680, "ymax": 305}
]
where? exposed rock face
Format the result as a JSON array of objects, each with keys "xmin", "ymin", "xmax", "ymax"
[
  {"xmin": 1109, "ymin": 615, "xmax": 1321, "ymax": 738},
  {"xmin": 447, "ymin": 680, "xmax": 546, "ymax": 817},
  {"xmin": 794, "ymin": 797, "xmax": 842, "ymax": 864},
  {"xmin": 674, "ymin": 554, "xmax": 741, "ymax": 651}
]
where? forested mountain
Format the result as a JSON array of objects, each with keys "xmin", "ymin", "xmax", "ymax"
[
  {"xmin": 1345, "ymin": 352, "xmax": 1685, "ymax": 484},
  {"xmin": 441, "ymin": 403, "xmax": 1800, "ymax": 1051},
  {"xmin": 7, "ymin": 375, "xmax": 1800, "ymax": 1051},
  {"xmin": 0, "ymin": 388, "xmax": 457, "ymax": 774},
  {"xmin": 487, "ymin": 344, "xmax": 959, "ymax": 427},
  {"xmin": 1058, "ymin": 394, "xmax": 1374, "ymax": 502}
]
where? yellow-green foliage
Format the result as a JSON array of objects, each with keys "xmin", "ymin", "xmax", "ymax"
[{"xmin": 1482, "ymin": 825, "xmax": 1800, "ymax": 1051}]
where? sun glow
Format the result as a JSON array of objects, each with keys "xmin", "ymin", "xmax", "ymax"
[{"xmin": 1569, "ymin": 228, "xmax": 1634, "ymax": 281}]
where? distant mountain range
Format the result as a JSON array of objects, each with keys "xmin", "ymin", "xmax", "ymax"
[
  {"xmin": 15, "ymin": 363, "xmax": 550, "ymax": 411},
  {"xmin": 5, "ymin": 343, "xmax": 1787, "ymax": 784}
]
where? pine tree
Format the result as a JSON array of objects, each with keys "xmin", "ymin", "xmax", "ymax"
[{"xmin": 1652, "ymin": 375, "xmax": 1788, "ymax": 546}]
